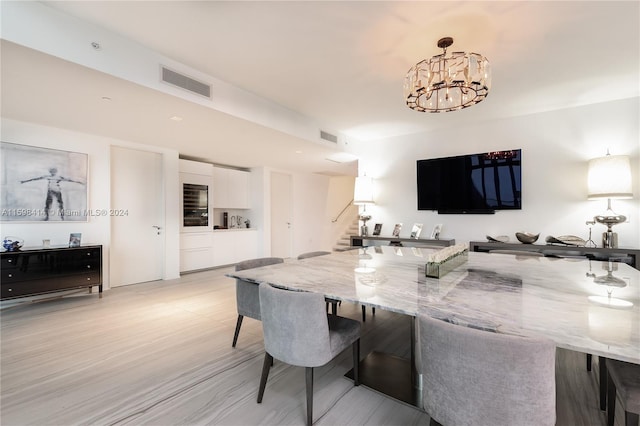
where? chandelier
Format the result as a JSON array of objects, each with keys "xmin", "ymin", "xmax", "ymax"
[{"xmin": 404, "ymin": 37, "xmax": 491, "ymax": 113}]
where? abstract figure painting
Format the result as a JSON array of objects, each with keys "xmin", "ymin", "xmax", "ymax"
[{"xmin": 1, "ymin": 142, "xmax": 88, "ymax": 222}]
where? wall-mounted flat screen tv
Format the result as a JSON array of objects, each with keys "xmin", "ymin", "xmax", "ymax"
[{"xmin": 417, "ymin": 149, "xmax": 522, "ymax": 214}]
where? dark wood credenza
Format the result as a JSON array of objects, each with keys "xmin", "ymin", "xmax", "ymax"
[
  {"xmin": 1, "ymin": 245, "xmax": 103, "ymax": 300},
  {"xmin": 350, "ymin": 235, "xmax": 455, "ymax": 247}
]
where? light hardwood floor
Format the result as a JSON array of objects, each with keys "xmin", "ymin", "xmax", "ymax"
[{"xmin": 0, "ymin": 267, "xmax": 624, "ymax": 425}]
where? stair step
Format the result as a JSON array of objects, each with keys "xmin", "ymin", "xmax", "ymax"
[{"xmin": 332, "ymin": 214, "xmax": 359, "ymax": 253}]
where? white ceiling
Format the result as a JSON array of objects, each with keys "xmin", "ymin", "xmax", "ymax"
[{"xmin": 2, "ymin": 1, "xmax": 638, "ymax": 175}]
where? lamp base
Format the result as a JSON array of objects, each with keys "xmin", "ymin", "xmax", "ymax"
[
  {"xmin": 602, "ymin": 231, "xmax": 618, "ymax": 248},
  {"xmin": 360, "ymin": 225, "xmax": 369, "ymax": 237}
]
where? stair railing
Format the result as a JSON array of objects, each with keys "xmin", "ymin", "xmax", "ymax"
[{"xmin": 332, "ymin": 199, "xmax": 355, "ymax": 223}]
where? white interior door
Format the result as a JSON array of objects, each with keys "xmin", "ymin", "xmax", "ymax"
[
  {"xmin": 110, "ymin": 146, "xmax": 164, "ymax": 287},
  {"xmin": 270, "ymin": 171, "xmax": 292, "ymax": 258}
]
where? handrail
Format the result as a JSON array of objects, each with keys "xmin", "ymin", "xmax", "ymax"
[{"xmin": 332, "ymin": 199, "xmax": 355, "ymax": 223}]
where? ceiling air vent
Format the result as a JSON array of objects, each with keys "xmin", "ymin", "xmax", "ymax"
[
  {"xmin": 320, "ymin": 130, "xmax": 338, "ymax": 144},
  {"xmin": 161, "ymin": 66, "xmax": 211, "ymax": 98}
]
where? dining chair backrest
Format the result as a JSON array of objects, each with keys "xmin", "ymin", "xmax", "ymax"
[
  {"xmin": 256, "ymin": 282, "xmax": 361, "ymax": 426},
  {"xmin": 606, "ymin": 359, "xmax": 640, "ymax": 426},
  {"xmin": 297, "ymin": 251, "xmax": 331, "ymax": 260},
  {"xmin": 419, "ymin": 313, "xmax": 556, "ymax": 426},
  {"xmin": 297, "ymin": 251, "xmax": 339, "ymax": 314},
  {"xmin": 235, "ymin": 257, "xmax": 284, "ymax": 320},
  {"xmin": 259, "ymin": 282, "xmax": 333, "ymax": 367},
  {"xmin": 236, "ymin": 257, "xmax": 284, "ymax": 272},
  {"xmin": 232, "ymin": 257, "xmax": 284, "ymax": 348}
]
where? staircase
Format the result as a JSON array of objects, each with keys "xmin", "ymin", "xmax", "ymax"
[{"xmin": 333, "ymin": 218, "xmax": 359, "ymax": 251}]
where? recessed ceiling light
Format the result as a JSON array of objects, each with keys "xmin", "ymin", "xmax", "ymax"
[
  {"xmin": 169, "ymin": 116, "xmax": 183, "ymax": 122},
  {"xmin": 326, "ymin": 152, "xmax": 359, "ymax": 163},
  {"xmin": 295, "ymin": 150, "xmax": 303, "ymax": 154}
]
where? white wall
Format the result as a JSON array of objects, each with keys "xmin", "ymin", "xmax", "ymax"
[
  {"xmin": 291, "ymin": 172, "xmax": 331, "ymax": 256},
  {"xmin": 351, "ymin": 98, "xmax": 640, "ymax": 249},
  {"xmin": 0, "ymin": 118, "xmax": 181, "ymax": 289},
  {"xmin": 326, "ymin": 175, "xmax": 357, "ymax": 248}
]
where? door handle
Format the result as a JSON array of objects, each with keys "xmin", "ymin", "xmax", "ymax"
[{"xmin": 152, "ymin": 225, "xmax": 162, "ymax": 235}]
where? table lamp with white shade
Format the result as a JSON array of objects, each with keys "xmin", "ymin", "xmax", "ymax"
[
  {"xmin": 587, "ymin": 152, "xmax": 633, "ymax": 248},
  {"xmin": 354, "ymin": 175, "xmax": 375, "ymax": 236}
]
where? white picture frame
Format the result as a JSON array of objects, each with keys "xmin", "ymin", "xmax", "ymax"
[
  {"xmin": 392, "ymin": 223, "xmax": 402, "ymax": 237},
  {"xmin": 410, "ymin": 223, "xmax": 423, "ymax": 239},
  {"xmin": 431, "ymin": 223, "xmax": 443, "ymax": 239}
]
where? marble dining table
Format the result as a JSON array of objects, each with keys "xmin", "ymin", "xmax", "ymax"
[{"xmin": 227, "ymin": 245, "xmax": 640, "ymax": 404}]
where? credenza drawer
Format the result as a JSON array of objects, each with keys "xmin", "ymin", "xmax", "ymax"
[{"xmin": 2, "ymin": 272, "xmax": 101, "ymax": 299}]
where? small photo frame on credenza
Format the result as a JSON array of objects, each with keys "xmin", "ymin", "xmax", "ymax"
[
  {"xmin": 372, "ymin": 223, "xmax": 382, "ymax": 236},
  {"xmin": 431, "ymin": 224, "xmax": 442, "ymax": 240},
  {"xmin": 410, "ymin": 223, "xmax": 423, "ymax": 239},
  {"xmin": 392, "ymin": 223, "xmax": 402, "ymax": 237},
  {"xmin": 69, "ymin": 233, "xmax": 82, "ymax": 247}
]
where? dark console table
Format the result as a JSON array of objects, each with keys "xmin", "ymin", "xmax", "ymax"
[
  {"xmin": 1, "ymin": 245, "xmax": 103, "ymax": 300},
  {"xmin": 351, "ymin": 235, "xmax": 455, "ymax": 247},
  {"xmin": 469, "ymin": 241, "xmax": 640, "ymax": 270}
]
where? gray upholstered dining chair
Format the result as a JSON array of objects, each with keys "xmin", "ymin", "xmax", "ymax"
[
  {"xmin": 231, "ymin": 257, "xmax": 284, "ymax": 348},
  {"xmin": 606, "ymin": 359, "xmax": 640, "ymax": 426},
  {"xmin": 419, "ymin": 313, "xmax": 556, "ymax": 426},
  {"xmin": 257, "ymin": 282, "xmax": 361, "ymax": 426},
  {"xmin": 491, "ymin": 249, "xmax": 602, "ymax": 409}
]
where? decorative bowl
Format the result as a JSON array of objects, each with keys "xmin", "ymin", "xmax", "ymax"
[
  {"xmin": 515, "ymin": 232, "xmax": 539, "ymax": 244},
  {"xmin": 2, "ymin": 236, "xmax": 24, "ymax": 251}
]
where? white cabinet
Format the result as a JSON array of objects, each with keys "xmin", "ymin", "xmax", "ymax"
[
  {"xmin": 180, "ymin": 248, "xmax": 212, "ymax": 272},
  {"xmin": 228, "ymin": 169, "xmax": 250, "ymax": 208},
  {"xmin": 212, "ymin": 230, "xmax": 258, "ymax": 266},
  {"xmin": 213, "ymin": 167, "xmax": 250, "ymax": 209},
  {"xmin": 213, "ymin": 166, "xmax": 228, "ymax": 207},
  {"xmin": 180, "ymin": 232, "xmax": 213, "ymax": 272},
  {"xmin": 211, "ymin": 231, "xmax": 234, "ymax": 266},
  {"xmin": 233, "ymin": 229, "xmax": 259, "ymax": 262},
  {"xmin": 180, "ymin": 230, "xmax": 259, "ymax": 271},
  {"xmin": 179, "ymin": 161, "xmax": 257, "ymax": 272}
]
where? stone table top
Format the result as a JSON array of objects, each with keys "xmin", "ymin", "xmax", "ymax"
[{"xmin": 227, "ymin": 246, "xmax": 640, "ymax": 364}]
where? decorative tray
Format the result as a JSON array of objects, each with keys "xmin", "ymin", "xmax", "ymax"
[
  {"xmin": 545, "ymin": 235, "xmax": 586, "ymax": 246},
  {"xmin": 425, "ymin": 244, "xmax": 469, "ymax": 279}
]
